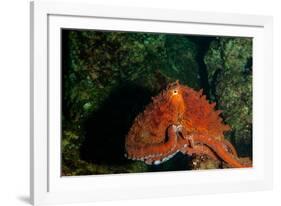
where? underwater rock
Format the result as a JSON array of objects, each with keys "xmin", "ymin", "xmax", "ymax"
[
  {"xmin": 204, "ymin": 37, "xmax": 252, "ymax": 158},
  {"xmin": 190, "ymin": 155, "xmax": 221, "ymax": 170}
]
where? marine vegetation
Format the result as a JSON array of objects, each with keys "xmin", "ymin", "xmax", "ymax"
[
  {"xmin": 61, "ymin": 30, "xmax": 252, "ymax": 175},
  {"xmin": 205, "ymin": 38, "xmax": 253, "ymax": 158}
]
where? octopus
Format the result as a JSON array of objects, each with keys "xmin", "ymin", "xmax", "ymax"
[{"xmin": 125, "ymin": 81, "xmax": 251, "ymax": 168}]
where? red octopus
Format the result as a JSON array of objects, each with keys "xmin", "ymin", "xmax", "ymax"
[{"xmin": 125, "ymin": 81, "xmax": 251, "ymax": 168}]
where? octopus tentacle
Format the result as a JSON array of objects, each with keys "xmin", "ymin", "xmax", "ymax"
[
  {"xmin": 175, "ymin": 125, "xmax": 245, "ymax": 168},
  {"xmin": 144, "ymin": 148, "xmax": 179, "ymax": 165},
  {"xmin": 126, "ymin": 125, "xmax": 179, "ymax": 161},
  {"xmin": 175, "ymin": 134, "xmax": 218, "ymax": 160},
  {"xmin": 181, "ymin": 144, "xmax": 219, "ymax": 160},
  {"xmin": 221, "ymin": 139, "xmax": 238, "ymax": 157},
  {"xmin": 192, "ymin": 134, "xmax": 247, "ymax": 168}
]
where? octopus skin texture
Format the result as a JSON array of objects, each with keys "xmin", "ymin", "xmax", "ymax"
[{"xmin": 125, "ymin": 81, "xmax": 251, "ymax": 168}]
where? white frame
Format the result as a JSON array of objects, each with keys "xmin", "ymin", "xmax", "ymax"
[{"xmin": 30, "ymin": 0, "xmax": 273, "ymax": 205}]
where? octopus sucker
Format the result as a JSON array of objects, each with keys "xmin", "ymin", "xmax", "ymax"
[
  {"xmin": 125, "ymin": 81, "xmax": 252, "ymax": 169},
  {"xmin": 221, "ymin": 139, "xmax": 238, "ymax": 157},
  {"xmin": 180, "ymin": 143, "xmax": 219, "ymax": 161},
  {"xmin": 144, "ymin": 149, "xmax": 179, "ymax": 165}
]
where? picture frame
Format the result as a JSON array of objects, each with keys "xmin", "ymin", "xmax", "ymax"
[{"xmin": 30, "ymin": 0, "xmax": 273, "ymax": 205}]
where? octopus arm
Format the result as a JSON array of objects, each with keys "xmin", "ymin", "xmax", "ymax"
[
  {"xmin": 180, "ymin": 144, "xmax": 219, "ymax": 160},
  {"xmin": 192, "ymin": 134, "xmax": 249, "ymax": 168},
  {"xmin": 126, "ymin": 125, "xmax": 178, "ymax": 161}
]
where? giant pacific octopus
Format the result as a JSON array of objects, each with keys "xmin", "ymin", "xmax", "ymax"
[{"xmin": 125, "ymin": 81, "xmax": 251, "ymax": 168}]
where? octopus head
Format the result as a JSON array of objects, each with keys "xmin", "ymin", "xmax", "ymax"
[{"xmin": 167, "ymin": 81, "xmax": 185, "ymax": 113}]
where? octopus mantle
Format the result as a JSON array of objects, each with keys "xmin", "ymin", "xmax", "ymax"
[{"xmin": 125, "ymin": 81, "xmax": 250, "ymax": 168}]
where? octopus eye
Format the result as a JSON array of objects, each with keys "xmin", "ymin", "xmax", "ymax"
[{"xmin": 173, "ymin": 90, "xmax": 178, "ymax": 95}]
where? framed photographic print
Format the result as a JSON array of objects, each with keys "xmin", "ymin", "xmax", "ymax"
[{"xmin": 30, "ymin": 0, "xmax": 273, "ymax": 205}]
